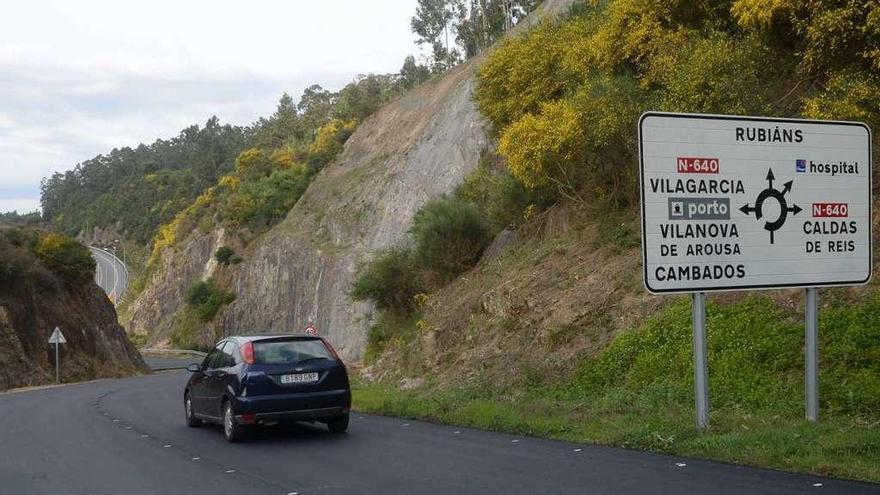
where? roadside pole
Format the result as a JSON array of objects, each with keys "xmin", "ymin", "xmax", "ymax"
[
  {"xmin": 805, "ymin": 288, "xmax": 819, "ymax": 422},
  {"xmin": 692, "ymin": 292, "xmax": 709, "ymax": 428}
]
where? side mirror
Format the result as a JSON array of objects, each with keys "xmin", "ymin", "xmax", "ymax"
[{"xmin": 187, "ymin": 363, "xmax": 201, "ymax": 373}]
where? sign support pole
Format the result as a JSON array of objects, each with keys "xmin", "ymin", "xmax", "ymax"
[
  {"xmin": 692, "ymin": 292, "xmax": 709, "ymax": 428},
  {"xmin": 55, "ymin": 341, "xmax": 60, "ymax": 383},
  {"xmin": 805, "ymin": 287, "xmax": 819, "ymax": 422}
]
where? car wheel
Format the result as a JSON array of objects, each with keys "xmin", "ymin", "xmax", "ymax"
[
  {"xmin": 223, "ymin": 400, "xmax": 245, "ymax": 443},
  {"xmin": 185, "ymin": 392, "xmax": 202, "ymax": 427},
  {"xmin": 326, "ymin": 413, "xmax": 349, "ymax": 434}
]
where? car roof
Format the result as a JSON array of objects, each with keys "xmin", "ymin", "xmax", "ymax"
[{"xmin": 223, "ymin": 334, "xmax": 319, "ymax": 344}]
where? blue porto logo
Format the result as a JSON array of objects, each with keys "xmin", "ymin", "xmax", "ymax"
[{"xmin": 796, "ymin": 159, "xmax": 806, "ymax": 173}]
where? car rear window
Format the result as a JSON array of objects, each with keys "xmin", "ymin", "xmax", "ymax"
[{"xmin": 252, "ymin": 339, "xmax": 333, "ymax": 365}]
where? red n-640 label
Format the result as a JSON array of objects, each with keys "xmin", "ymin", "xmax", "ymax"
[
  {"xmin": 812, "ymin": 203, "xmax": 848, "ymax": 217},
  {"xmin": 677, "ymin": 157, "xmax": 719, "ymax": 173}
]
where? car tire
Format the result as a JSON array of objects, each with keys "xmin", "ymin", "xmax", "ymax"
[
  {"xmin": 326, "ymin": 414, "xmax": 349, "ymax": 434},
  {"xmin": 185, "ymin": 392, "xmax": 202, "ymax": 427},
  {"xmin": 223, "ymin": 400, "xmax": 245, "ymax": 443}
]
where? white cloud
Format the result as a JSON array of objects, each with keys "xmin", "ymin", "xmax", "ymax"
[{"xmin": 0, "ymin": 0, "xmax": 422, "ymax": 212}]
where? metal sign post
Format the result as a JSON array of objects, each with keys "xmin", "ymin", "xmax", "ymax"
[
  {"xmin": 692, "ymin": 292, "xmax": 709, "ymax": 428},
  {"xmin": 805, "ymin": 288, "xmax": 819, "ymax": 421},
  {"xmin": 48, "ymin": 327, "xmax": 67, "ymax": 383}
]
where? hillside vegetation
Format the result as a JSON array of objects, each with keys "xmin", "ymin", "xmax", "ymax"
[{"xmin": 353, "ymin": 0, "xmax": 880, "ymax": 482}]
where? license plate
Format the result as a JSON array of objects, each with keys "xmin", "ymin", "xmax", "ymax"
[{"xmin": 280, "ymin": 372, "xmax": 319, "ymax": 384}]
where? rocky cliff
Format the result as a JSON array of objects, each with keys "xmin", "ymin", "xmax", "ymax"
[{"xmin": 127, "ymin": 0, "xmax": 576, "ymax": 359}]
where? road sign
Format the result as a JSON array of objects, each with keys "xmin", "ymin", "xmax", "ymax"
[
  {"xmin": 639, "ymin": 112, "xmax": 872, "ymax": 294},
  {"xmin": 48, "ymin": 327, "xmax": 66, "ymax": 344},
  {"xmin": 49, "ymin": 326, "xmax": 66, "ymax": 383},
  {"xmin": 304, "ymin": 323, "xmax": 317, "ymax": 336}
]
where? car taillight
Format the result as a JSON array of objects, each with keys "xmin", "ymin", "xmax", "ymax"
[
  {"xmin": 241, "ymin": 341, "xmax": 255, "ymax": 364},
  {"xmin": 321, "ymin": 338, "xmax": 343, "ymax": 364}
]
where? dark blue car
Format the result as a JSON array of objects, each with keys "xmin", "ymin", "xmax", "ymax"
[{"xmin": 184, "ymin": 334, "xmax": 351, "ymax": 442}]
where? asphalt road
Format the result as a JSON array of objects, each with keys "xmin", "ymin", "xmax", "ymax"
[
  {"xmin": 89, "ymin": 246, "xmax": 127, "ymax": 303},
  {"xmin": 1, "ymin": 372, "xmax": 878, "ymax": 495}
]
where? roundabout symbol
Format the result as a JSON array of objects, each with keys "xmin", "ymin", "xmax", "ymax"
[{"xmin": 739, "ymin": 168, "xmax": 802, "ymax": 244}]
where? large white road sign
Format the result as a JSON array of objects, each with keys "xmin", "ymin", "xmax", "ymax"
[{"xmin": 639, "ymin": 112, "xmax": 872, "ymax": 294}]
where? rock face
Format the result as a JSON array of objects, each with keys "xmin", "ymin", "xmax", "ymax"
[
  {"xmin": 128, "ymin": 61, "xmax": 489, "ymax": 358},
  {"xmin": 127, "ymin": 229, "xmax": 226, "ymax": 343},
  {"xmin": 127, "ymin": 0, "xmax": 577, "ymax": 360},
  {"xmin": 0, "ymin": 279, "xmax": 147, "ymax": 391},
  {"xmin": 216, "ymin": 61, "xmax": 490, "ymax": 359}
]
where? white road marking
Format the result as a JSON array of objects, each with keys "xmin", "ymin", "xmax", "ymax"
[
  {"xmin": 163, "ymin": 444, "xmax": 172, "ymax": 448},
  {"xmin": 453, "ymin": 431, "xmax": 460, "ymax": 434},
  {"xmin": 813, "ymin": 483, "xmax": 823, "ymax": 487},
  {"xmin": 573, "ymin": 448, "xmax": 582, "ymax": 452},
  {"xmin": 676, "ymin": 462, "xmax": 687, "ymax": 467},
  {"xmin": 225, "ymin": 469, "xmax": 236, "ymax": 474},
  {"xmin": 511, "ymin": 439, "xmax": 520, "ymax": 443},
  {"xmin": 192, "ymin": 457, "xmax": 200, "ymax": 461}
]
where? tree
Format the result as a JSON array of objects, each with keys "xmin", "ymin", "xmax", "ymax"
[
  {"xmin": 399, "ymin": 55, "xmax": 432, "ymax": 90},
  {"xmin": 297, "ymin": 85, "xmax": 335, "ymax": 137},
  {"xmin": 412, "ymin": 0, "xmax": 463, "ymax": 71},
  {"xmin": 455, "ymin": 0, "xmax": 540, "ymax": 59}
]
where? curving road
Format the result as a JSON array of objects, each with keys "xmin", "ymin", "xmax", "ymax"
[
  {"xmin": 89, "ymin": 246, "xmax": 128, "ymax": 303},
  {"xmin": 1, "ymin": 372, "xmax": 878, "ymax": 495}
]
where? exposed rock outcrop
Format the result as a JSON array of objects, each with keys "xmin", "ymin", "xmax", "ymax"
[
  {"xmin": 212, "ymin": 62, "xmax": 491, "ymax": 359},
  {"xmin": 0, "ymin": 278, "xmax": 147, "ymax": 392}
]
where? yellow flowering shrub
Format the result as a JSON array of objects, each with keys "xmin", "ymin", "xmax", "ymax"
[{"xmin": 498, "ymin": 99, "xmax": 585, "ymax": 190}]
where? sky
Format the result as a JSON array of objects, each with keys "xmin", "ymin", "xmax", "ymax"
[{"xmin": 0, "ymin": 0, "xmax": 421, "ymax": 213}]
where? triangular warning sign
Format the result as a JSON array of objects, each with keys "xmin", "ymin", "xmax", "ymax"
[{"xmin": 48, "ymin": 327, "xmax": 66, "ymax": 344}]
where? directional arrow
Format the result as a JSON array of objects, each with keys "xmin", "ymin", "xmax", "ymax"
[
  {"xmin": 766, "ymin": 168, "xmax": 775, "ymax": 188},
  {"xmin": 782, "ymin": 180, "xmax": 793, "ymax": 195},
  {"xmin": 740, "ymin": 204, "xmax": 760, "ymax": 219},
  {"xmin": 789, "ymin": 204, "xmax": 802, "ymax": 215}
]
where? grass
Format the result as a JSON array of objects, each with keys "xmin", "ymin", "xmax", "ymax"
[{"xmin": 353, "ymin": 295, "xmax": 880, "ymax": 482}]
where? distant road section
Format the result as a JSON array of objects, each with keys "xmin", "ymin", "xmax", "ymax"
[{"xmin": 89, "ymin": 246, "xmax": 128, "ymax": 304}]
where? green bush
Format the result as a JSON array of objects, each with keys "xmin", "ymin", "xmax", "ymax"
[
  {"xmin": 33, "ymin": 233, "xmax": 95, "ymax": 282},
  {"xmin": 411, "ymin": 196, "xmax": 492, "ymax": 283},
  {"xmin": 455, "ymin": 163, "xmax": 540, "ymax": 231},
  {"xmin": 128, "ymin": 333, "xmax": 148, "ymax": 348},
  {"xmin": 224, "ymin": 168, "xmax": 310, "ymax": 228},
  {"xmin": 185, "ymin": 279, "xmax": 235, "ymax": 322},
  {"xmin": 214, "ymin": 246, "xmax": 236, "ymax": 265},
  {"xmin": 351, "ymin": 247, "xmax": 424, "ymax": 314}
]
